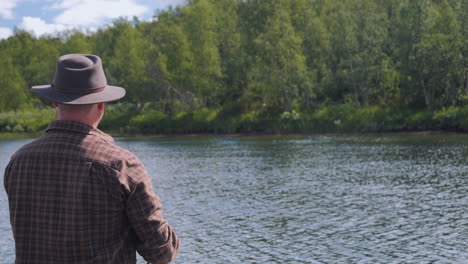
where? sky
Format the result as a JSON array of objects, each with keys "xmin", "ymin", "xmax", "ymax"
[{"xmin": 0, "ymin": 0, "xmax": 187, "ymax": 40}]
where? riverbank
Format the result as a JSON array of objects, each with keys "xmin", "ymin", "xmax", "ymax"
[
  {"xmin": 2, "ymin": 129, "xmax": 467, "ymax": 141},
  {"xmin": 2, "ymin": 104, "xmax": 468, "ymax": 140},
  {"xmin": 90, "ymin": 104, "xmax": 468, "ymax": 136}
]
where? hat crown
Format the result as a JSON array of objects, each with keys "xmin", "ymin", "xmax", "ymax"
[
  {"xmin": 53, "ymin": 54, "xmax": 107, "ymax": 93},
  {"xmin": 62, "ymin": 55, "xmax": 94, "ymax": 69}
]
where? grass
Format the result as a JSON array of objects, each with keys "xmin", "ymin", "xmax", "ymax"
[{"xmin": 2, "ymin": 104, "xmax": 468, "ymax": 139}]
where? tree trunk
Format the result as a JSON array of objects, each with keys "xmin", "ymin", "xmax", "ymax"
[
  {"xmin": 418, "ymin": 64, "xmax": 432, "ymax": 107},
  {"xmin": 349, "ymin": 60, "xmax": 361, "ymax": 107},
  {"xmin": 447, "ymin": 78, "xmax": 458, "ymax": 105},
  {"xmin": 166, "ymin": 81, "xmax": 197, "ymax": 111}
]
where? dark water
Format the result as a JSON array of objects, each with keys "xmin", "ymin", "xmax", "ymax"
[{"xmin": 1, "ymin": 134, "xmax": 467, "ymax": 263}]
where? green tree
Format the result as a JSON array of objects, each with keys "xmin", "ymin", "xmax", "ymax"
[
  {"xmin": 249, "ymin": 2, "xmax": 311, "ymax": 111},
  {"xmin": 397, "ymin": 0, "xmax": 464, "ymax": 107},
  {"xmin": 310, "ymin": 1, "xmax": 357, "ymax": 105},
  {"xmin": 182, "ymin": 0, "xmax": 222, "ymax": 107},
  {"xmin": 99, "ymin": 19, "xmax": 151, "ymax": 109},
  {"xmin": 3, "ymin": 31, "xmax": 59, "ymax": 90},
  {"xmin": 209, "ymin": 0, "xmax": 243, "ymax": 104},
  {"xmin": 140, "ymin": 9, "xmax": 196, "ymax": 112},
  {"xmin": 345, "ymin": 0, "xmax": 392, "ymax": 106},
  {"xmin": 423, "ymin": 0, "xmax": 464, "ymax": 106},
  {"xmin": 458, "ymin": 0, "xmax": 468, "ymax": 96},
  {"xmin": 301, "ymin": 0, "xmax": 338, "ymax": 104},
  {"xmin": 61, "ymin": 31, "xmax": 93, "ymax": 54},
  {"xmin": 0, "ymin": 31, "xmax": 59, "ymax": 109},
  {"xmin": 1, "ymin": 0, "xmax": 467, "ymax": 131},
  {"xmin": 0, "ymin": 52, "xmax": 29, "ymax": 111}
]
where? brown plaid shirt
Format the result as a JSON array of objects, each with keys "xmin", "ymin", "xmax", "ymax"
[{"xmin": 4, "ymin": 120, "xmax": 179, "ymax": 264}]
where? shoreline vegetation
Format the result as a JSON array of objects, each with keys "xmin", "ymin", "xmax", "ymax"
[
  {"xmin": 2, "ymin": 103, "xmax": 468, "ymax": 140},
  {"xmin": 1, "ymin": 0, "xmax": 467, "ymax": 139}
]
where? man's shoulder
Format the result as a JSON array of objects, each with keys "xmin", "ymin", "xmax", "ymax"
[
  {"xmin": 101, "ymin": 141, "xmax": 139, "ymax": 162},
  {"xmin": 85, "ymin": 139, "xmax": 143, "ymax": 171},
  {"xmin": 10, "ymin": 133, "xmax": 141, "ymax": 168},
  {"xmin": 10, "ymin": 135, "xmax": 47, "ymax": 159}
]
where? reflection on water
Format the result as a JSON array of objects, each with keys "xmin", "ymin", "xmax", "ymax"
[{"xmin": 1, "ymin": 135, "xmax": 467, "ymax": 263}]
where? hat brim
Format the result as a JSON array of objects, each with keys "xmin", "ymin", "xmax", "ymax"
[{"xmin": 32, "ymin": 85, "xmax": 126, "ymax": 105}]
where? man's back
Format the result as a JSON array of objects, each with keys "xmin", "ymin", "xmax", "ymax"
[{"xmin": 4, "ymin": 120, "xmax": 179, "ymax": 263}]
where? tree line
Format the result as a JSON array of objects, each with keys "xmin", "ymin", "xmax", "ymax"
[{"xmin": 0, "ymin": 0, "xmax": 467, "ymax": 133}]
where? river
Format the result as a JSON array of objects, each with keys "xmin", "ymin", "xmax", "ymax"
[{"xmin": 1, "ymin": 134, "xmax": 467, "ymax": 263}]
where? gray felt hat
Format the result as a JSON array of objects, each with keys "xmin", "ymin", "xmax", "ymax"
[{"xmin": 32, "ymin": 54, "xmax": 125, "ymax": 105}]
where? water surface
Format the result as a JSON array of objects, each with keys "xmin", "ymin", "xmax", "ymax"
[{"xmin": 1, "ymin": 134, "xmax": 467, "ymax": 263}]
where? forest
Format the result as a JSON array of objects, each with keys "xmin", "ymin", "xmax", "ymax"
[{"xmin": 0, "ymin": 0, "xmax": 467, "ymax": 135}]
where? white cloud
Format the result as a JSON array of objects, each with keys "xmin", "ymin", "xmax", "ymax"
[
  {"xmin": 0, "ymin": 27, "xmax": 14, "ymax": 39},
  {"xmin": 52, "ymin": 0, "xmax": 149, "ymax": 26},
  {"xmin": 2, "ymin": 0, "xmax": 186, "ymax": 39},
  {"xmin": 18, "ymin": 16, "xmax": 73, "ymax": 37},
  {"xmin": 157, "ymin": 0, "xmax": 187, "ymax": 6},
  {"xmin": 0, "ymin": 0, "xmax": 19, "ymax": 19}
]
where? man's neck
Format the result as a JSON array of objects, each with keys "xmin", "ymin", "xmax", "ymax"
[{"xmin": 57, "ymin": 117, "xmax": 100, "ymax": 128}]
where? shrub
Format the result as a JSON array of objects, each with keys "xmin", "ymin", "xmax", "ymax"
[
  {"xmin": 192, "ymin": 108, "xmax": 220, "ymax": 132},
  {"xmin": 406, "ymin": 110, "xmax": 434, "ymax": 130},
  {"xmin": 0, "ymin": 109, "xmax": 54, "ymax": 133},
  {"xmin": 128, "ymin": 110, "xmax": 168, "ymax": 133},
  {"xmin": 456, "ymin": 106, "xmax": 468, "ymax": 131},
  {"xmin": 100, "ymin": 103, "xmax": 136, "ymax": 132},
  {"xmin": 433, "ymin": 107, "xmax": 459, "ymax": 130}
]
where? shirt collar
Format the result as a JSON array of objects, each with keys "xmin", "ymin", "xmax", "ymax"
[{"xmin": 46, "ymin": 120, "xmax": 114, "ymax": 143}]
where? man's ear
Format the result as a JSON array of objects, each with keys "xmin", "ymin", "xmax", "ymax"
[{"xmin": 97, "ymin": 103, "xmax": 105, "ymax": 110}]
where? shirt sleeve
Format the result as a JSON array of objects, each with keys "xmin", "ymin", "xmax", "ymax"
[
  {"xmin": 123, "ymin": 156, "xmax": 180, "ymax": 264},
  {"xmin": 3, "ymin": 160, "xmax": 11, "ymax": 195}
]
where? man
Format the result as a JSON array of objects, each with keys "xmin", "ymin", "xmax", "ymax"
[{"xmin": 3, "ymin": 54, "xmax": 179, "ymax": 263}]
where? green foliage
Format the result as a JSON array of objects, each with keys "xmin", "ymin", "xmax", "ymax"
[
  {"xmin": 406, "ymin": 110, "xmax": 434, "ymax": 130},
  {"xmin": 1, "ymin": 0, "xmax": 467, "ymax": 135},
  {"xmin": 182, "ymin": 0, "xmax": 222, "ymax": 106},
  {"xmin": 0, "ymin": 108, "xmax": 55, "ymax": 133},
  {"xmin": 0, "ymin": 52, "xmax": 29, "ymax": 111},
  {"xmin": 61, "ymin": 31, "xmax": 93, "ymax": 54},
  {"xmin": 5, "ymin": 104, "xmax": 468, "ymax": 137},
  {"xmin": 432, "ymin": 106, "xmax": 468, "ymax": 131},
  {"xmin": 248, "ymin": 1, "xmax": 312, "ymax": 111},
  {"xmin": 99, "ymin": 103, "xmax": 137, "ymax": 133},
  {"xmin": 129, "ymin": 110, "xmax": 169, "ymax": 133}
]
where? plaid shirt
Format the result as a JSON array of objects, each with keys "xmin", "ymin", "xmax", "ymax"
[{"xmin": 4, "ymin": 120, "xmax": 179, "ymax": 264}]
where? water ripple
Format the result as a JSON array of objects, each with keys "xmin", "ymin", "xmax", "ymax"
[{"xmin": 1, "ymin": 135, "xmax": 467, "ymax": 263}]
